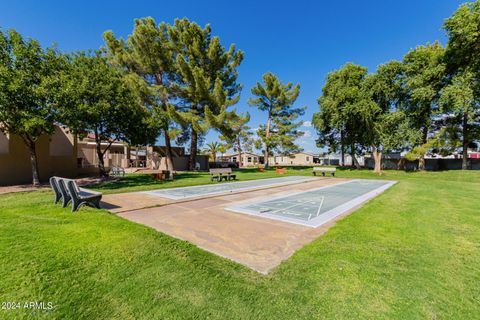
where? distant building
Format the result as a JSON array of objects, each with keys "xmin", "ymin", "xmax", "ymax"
[
  {"xmin": 268, "ymin": 152, "xmax": 319, "ymax": 166},
  {"xmin": 319, "ymin": 153, "xmax": 365, "ymax": 166},
  {"xmin": 218, "ymin": 152, "xmax": 263, "ymax": 167}
]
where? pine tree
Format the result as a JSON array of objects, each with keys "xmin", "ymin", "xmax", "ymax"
[
  {"xmin": 248, "ymin": 72, "xmax": 305, "ymax": 168},
  {"xmin": 167, "ymin": 18, "xmax": 243, "ymax": 170},
  {"xmin": 103, "ymin": 17, "xmax": 176, "ymax": 172}
]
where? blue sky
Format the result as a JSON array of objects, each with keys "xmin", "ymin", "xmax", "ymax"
[{"xmin": 0, "ymin": 0, "xmax": 465, "ymax": 153}]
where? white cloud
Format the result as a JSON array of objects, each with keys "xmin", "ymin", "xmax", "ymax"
[{"xmin": 302, "ymin": 121, "xmax": 312, "ymax": 127}]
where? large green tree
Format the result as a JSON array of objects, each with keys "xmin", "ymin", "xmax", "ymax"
[
  {"xmin": 442, "ymin": 1, "xmax": 480, "ymax": 169},
  {"xmin": 364, "ymin": 61, "xmax": 418, "ymax": 173},
  {"xmin": 103, "ymin": 17, "xmax": 176, "ymax": 172},
  {"xmin": 168, "ymin": 18, "xmax": 244, "ymax": 170},
  {"xmin": 0, "ymin": 29, "xmax": 64, "ymax": 185},
  {"xmin": 312, "ymin": 63, "xmax": 372, "ymax": 168},
  {"xmin": 248, "ymin": 72, "xmax": 305, "ymax": 168},
  {"xmin": 401, "ymin": 42, "xmax": 446, "ymax": 170},
  {"xmin": 57, "ymin": 52, "xmax": 154, "ymax": 177},
  {"xmin": 439, "ymin": 71, "xmax": 480, "ymax": 169}
]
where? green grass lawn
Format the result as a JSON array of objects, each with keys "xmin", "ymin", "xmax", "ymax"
[
  {"xmin": 1, "ymin": 169, "xmax": 479, "ymax": 319},
  {"xmin": 90, "ymin": 167, "xmax": 315, "ymax": 194}
]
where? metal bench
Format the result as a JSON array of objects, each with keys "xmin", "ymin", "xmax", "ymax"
[
  {"xmin": 209, "ymin": 168, "xmax": 236, "ymax": 182},
  {"xmin": 66, "ymin": 180, "xmax": 102, "ymax": 212},
  {"xmin": 49, "ymin": 176, "xmax": 62, "ymax": 204},
  {"xmin": 313, "ymin": 167, "xmax": 336, "ymax": 177},
  {"xmin": 51, "ymin": 176, "xmax": 103, "ymax": 212},
  {"xmin": 109, "ymin": 166, "xmax": 125, "ymax": 177}
]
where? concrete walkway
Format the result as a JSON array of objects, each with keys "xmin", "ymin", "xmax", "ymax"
[{"xmin": 114, "ymin": 178, "xmax": 352, "ymax": 274}]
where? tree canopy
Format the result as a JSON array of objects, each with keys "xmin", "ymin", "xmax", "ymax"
[
  {"xmin": 442, "ymin": 1, "xmax": 480, "ymax": 169},
  {"xmin": 313, "ymin": 63, "xmax": 376, "ymax": 168},
  {"xmin": 0, "ymin": 29, "xmax": 65, "ymax": 185},
  {"xmin": 167, "ymin": 18, "xmax": 244, "ymax": 170},
  {"xmin": 57, "ymin": 52, "xmax": 152, "ymax": 177},
  {"xmin": 103, "ymin": 17, "xmax": 176, "ymax": 171},
  {"xmin": 248, "ymin": 72, "xmax": 305, "ymax": 168}
]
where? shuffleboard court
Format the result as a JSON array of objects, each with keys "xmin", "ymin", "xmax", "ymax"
[
  {"xmin": 225, "ymin": 179, "xmax": 396, "ymax": 227},
  {"xmin": 142, "ymin": 176, "xmax": 317, "ymax": 200}
]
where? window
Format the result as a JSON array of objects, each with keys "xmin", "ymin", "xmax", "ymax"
[
  {"xmin": 232, "ymin": 157, "xmax": 237, "ymax": 162},
  {"xmin": 306, "ymin": 156, "xmax": 309, "ymax": 161},
  {"xmin": 247, "ymin": 157, "xmax": 252, "ymax": 163}
]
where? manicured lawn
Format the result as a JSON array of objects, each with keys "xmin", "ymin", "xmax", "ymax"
[
  {"xmin": 1, "ymin": 170, "xmax": 479, "ymax": 319},
  {"xmin": 90, "ymin": 167, "xmax": 315, "ymax": 194}
]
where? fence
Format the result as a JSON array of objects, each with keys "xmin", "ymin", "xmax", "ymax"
[{"xmin": 364, "ymin": 158, "xmax": 480, "ymax": 170}]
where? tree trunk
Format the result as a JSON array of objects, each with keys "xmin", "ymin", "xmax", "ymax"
[
  {"xmin": 373, "ymin": 147, "xmax": 382, "ymax": 174},
  {"xmin": 340, "ymin": 130, "xmax": 345, "ymax": 167},
  {"xmin": 418, "ymin": 126, "xmax": 428, "ymax": 171},
  {"xmin": 237, "ymin": 137, "xmax": 243, "ymax": 168},
  {"xmin": 351, "ymin": 145, "xmax": 360, "ymax": 169},
  {"xmin": 264, "ymin": 111, "xmax": 272, "ymax": 169},
  {"xmin": 26, "ymin": 139, "xmax": 40, "ymax": 186},
  {"xmin": 462, "ymin": 111, "xmax": 469, "ymax": 170},
  {"xmin": 95, "ymin": 139, "xmax": 108, "ymax": 178},
  {"xmin": 155, "ymin": 73, "xmax": 175, "ymax": 173},
  {"xmin": 398, "ymin": 158, "xmax": 406, "ymax": 171},
  {"xmin": 189, "ymin": 128, "xmax": 198, "ymax": 171},
  {"xmin": 163, "ymin": 128, "xmax": 174, "ymax": 172}
]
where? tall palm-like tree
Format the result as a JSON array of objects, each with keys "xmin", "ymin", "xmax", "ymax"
[{"xmin": 204, "ymin": 142, "xmax": 223, "ymax": 162}]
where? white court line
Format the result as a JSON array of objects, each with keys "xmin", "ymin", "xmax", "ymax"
[
  {"xmin": 142, "ymin": 176, "xmax": 317, "ymax": 200},
  {"xmin": 225, "ymin": 179, "xmax": 397, "ymax": 228},
  {"xmin": 316, "ymin": 196, "xmax": 325, "ymax": 217},
  {"xmin": 261, "ymin": 200, "xmax": 316, "ymax": 215}
]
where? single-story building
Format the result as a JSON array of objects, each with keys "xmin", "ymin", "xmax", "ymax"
[
  {"xmin": 318, "ymin": 153, "xmax": 365, "ymax": 166},
  {"xmin": 0, "ymin": 125, "xmax": 208, "ymax": 186},
  {"xmin": 218, "ymin": 152, "xmax": 263, "ymax": 167},
  {"xmin": 0, "ymin": 126, "xmax": 78, "ymax": 186},
  {"xmin": 268, "ymin": 152, "xmax": 319, "ymax": 166}
]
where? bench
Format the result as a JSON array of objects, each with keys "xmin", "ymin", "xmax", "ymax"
[
  {"xmin": 50, "ymin": 176, "xmax": 102, "ymax": 212},
  {"xmin": 275, "ymin": 168, "xmax": 287, "ymax": 174},
  {"xmin": 209, "ymin": 168, "xmax": 236, "ymax": 182},
  {"xmin": 109, "ymin": 166, "xmax": 125, "ymax": 177},
  {"xmin": 313, "ymin": 167, "xmax": 336, "ymax": 177}
]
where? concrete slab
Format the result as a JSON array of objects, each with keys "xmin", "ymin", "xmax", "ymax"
[
  {"xmin": 102, "ymin": 176, "xmax": 323, "ymax": 213},
  {"xmin": 116, "ymin": 178, "xmax": 354, "ymax": 273}
]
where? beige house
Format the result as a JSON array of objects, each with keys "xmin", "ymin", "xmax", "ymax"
[
  {"xmin": 268, "ymin": 152, "xmax": 317, "ymax": 166},
  {"xmin": 218, "ymin": 152, "xmax": 263, "ymax": 167},
  {"xmin": 0, "ymin": 126, "xmax": 78, "ymax": 186},
  {"xmin": 0, "ymin": 125, "xmax": 208, "ymax": 186}
]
